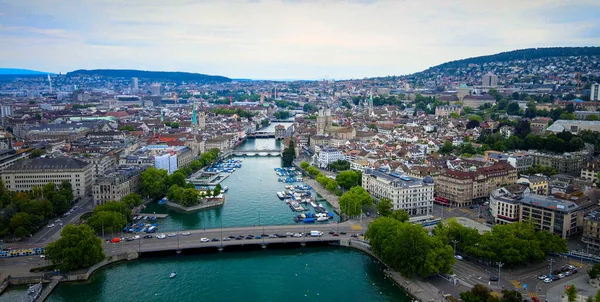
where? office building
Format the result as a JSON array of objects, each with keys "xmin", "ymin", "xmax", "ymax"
[
  {"xmin": 530, "ymin": 151, "xmax": 589, "ymax": 176},
  {"xmin": 131, "ymin": 77, "xmax": 139, "ymax": 92},
  {"xmin": 490, "ymin": 187, "xmax": 580, "ymax": 239},
  {"xmin": 481, "ymin": 73, "xmax": 498, "ymax": 87},
  {"xmin": 362, "ymin": 169, "xmax": 434, "ymax": 217},
  {"xmin": 93, "ymin": 166, "xmax": 144, "ymax": 205},
  {"xmin": 592, "ymin": 83, "xmax": 600, "ymax": 101},
  {"xmin": 150, "ymin": 83, "xmax": 162, "ymax": 96},
  {"xmin": 1, "ymin": 157, "xmax": 93, "ymax": 197}
]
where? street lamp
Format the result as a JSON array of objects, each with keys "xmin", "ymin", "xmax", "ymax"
[
  {"xmin": 497, "ymin": 262, "xmax": 504, "ymax": 289},
  {"xmin": 548, "ymin": 258, "xmax": 555, "ymax": 276},
  {"xmin": 452, "ymin": 240, "xmax": 459, "ymax": 256}
]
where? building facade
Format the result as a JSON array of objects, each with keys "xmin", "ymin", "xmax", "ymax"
[
  {"xmin": 530, "ymin": 151, "xmax": 589, "ymax": 176},
  {"xmin": 490, "ymin": 187, "xmax": 580, "ymax": 239},
  {"xmin": 317, "ymin": 147, "xmax": 344, "ymax": 169},
  {"xmin": 591, "ymin": 83, "xmax": 600, "ymax": 101},
  {"xmin": 435, "ymin": 161, "xmax": 517, "ymax": 207},
  {"xmin": 93, "ymin": 166, "xmax": 144, "ymax": 205},
  {"xmin": 362, "ymin": 169, "xmax": 434, "ymax": 217},
  {"xmin": 1, "ymin": 157, "xmax": 93, "ymax": 197}
]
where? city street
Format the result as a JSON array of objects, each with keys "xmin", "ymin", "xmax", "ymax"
[{"xmin": 8, "ymin": 196, "xmax": 95, "ymax": 247}]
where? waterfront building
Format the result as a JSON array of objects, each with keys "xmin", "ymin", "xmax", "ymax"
[
  {"xmin": 317, "ymin": 147, "xmax": 344, "ymax": 169},
  {"xmin": 362, "ymin": 169, "xmax": 434, "ymax": 217},
  {"xmin": 435, "ymin": 161, "xmax": 517, "ymax": 207},
  {"xmin": 1, "ymin": 157, "xmax": 93, "ymax": 197},
  {"xmin": 489, "ymin": 187, "xmax": 580, "ymax": 239},
  {"xmin": 93, "ymin": 166, "xmax": 144, "ymax": 205},
  {"xmin": 275, "ymin": 124, "xmax": 286, "ymax": 140}
]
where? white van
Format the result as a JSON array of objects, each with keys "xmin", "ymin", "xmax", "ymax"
[{"xmin": 310, "ymin": 231, "xmax": 323, "ymax": 237}]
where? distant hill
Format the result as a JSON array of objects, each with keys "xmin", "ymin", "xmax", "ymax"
[
  {"xmin": 0, "ymin": 68, "xmax": 53, "ymax": 75},
  {"xmin": 417, "ymin": 46, "xmax": 600, "ymax": 75},
  {"xmin": 67, "ymin": 69, "xmax": 231, "ymax": 83}
]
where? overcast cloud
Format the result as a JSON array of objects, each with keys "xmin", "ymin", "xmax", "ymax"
[{"xmin": 0, "ymin": 0, "xmax": 598, "ymax": 79}]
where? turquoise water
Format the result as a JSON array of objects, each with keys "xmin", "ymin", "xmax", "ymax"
[
  {"xmin": 142, "ymin": 139, "xmax": 337, "ymax": 232},
  {"xmin": 45, "ymin": 247, "xmax": 410, "ymax": 302}
]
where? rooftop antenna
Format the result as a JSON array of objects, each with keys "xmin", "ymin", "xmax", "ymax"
[{"xmin": 47, "ymin": 74, "xmax": 53, "ymax": 94}]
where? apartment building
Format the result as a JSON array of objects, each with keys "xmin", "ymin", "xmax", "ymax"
[
  {"xmin": 583, "ymin": 211, "xmax": 600, "ymax": 251},
  {"xmin": 435, "ymin": 161, "xmax": 517, "ymax": 207},
  {"xmin": 517, "ymin": 175, "xmax": 549, "ymax": 195},
  {"xmin": 362, "ymin": 169, "xmax": 434, "ymax": 217},
  {"xmin": 581, "ymin": 160, "xmax": 600, "ymax": 183},
  {"xmin": 1, "ymin": 157, "xmax": 93, "ymax": 197},
  {"xmin": 93, "ymin": 166, "xmax": 145, "ymax": 205},
  {"xmin": 530, "ymin": 151, "xmax": 590, "ymax": 176},
  {"xmin": 490, "ymin": 187, "xmax": 580, "ymax": 239}
]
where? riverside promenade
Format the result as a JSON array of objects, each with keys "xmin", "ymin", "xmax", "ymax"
[{"xmin": 292, "ymin": 160, "xmax": 341, "ymax": 213}]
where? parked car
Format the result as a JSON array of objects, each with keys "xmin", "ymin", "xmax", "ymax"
[
  {"xmin": 558, "ymin": 273, "xmax": 565, "ymax": 279},
  {"xmin": 454, "ymin": 255, "xmax": 463, "ymax": 260},
  {"xmin": 544, "ymin": 277, "xmax": 552, "ymax": 283}
]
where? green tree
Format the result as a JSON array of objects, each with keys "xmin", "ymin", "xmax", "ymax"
[
  {"xmin": 305, "ymin": 166, "xmax": 320, "ymax": 177},
  {"xmin": 45, "ymin": 224, "xmax": 105, "ymax": 271},
  {"xmin": 595, "ymin": 289, "xmax": 600, "ymax": 302},
  {"xmin": 87, "ymin": 210, "xmax": 127, "ymax": 235},
  {"xmin": 376, "ymin": 198, "xmax": 393, "ymax": 217},
  {"xmin": 214, "ymin": 184, "xmax": 222, "ymax": 196},
  {"xmin": 95, "ymin": 201, "xmax": 131, "ymax": 222},
  {"xmin": 589, "ymin": 262, "xmax": 600, "ymax": 279},
  {"xmin": 30, "ymin": 148, "xmax": 45, "ymax": 158},
  {"xmin": 460, "ymin": 284, "xmax": 491, "ymax": 302},
  {"xmin": 300, "ymin": 161, "xmax": 309, "ymax": 169},
  {"xmin": 391, "ymin": 210, "xmax": 409, "ymax": 222},
  {"xmin": 141, "ymin": 167, "xmax": 169, "ymax": 200},
  {"xmin": 500, "ymin": 290, "xmax": 523, "ymax": 302},
  {"xmin": 565, "ymin": 285, "xmax": 577, "ymax": 302},
  {"xmin": 168, "ymin": 171, "xmax": 187, "ymax": 188},
  {"xmin": 281, "ymin": 140, "xmax": 296, "ymax": 167},
  {"xmin": 336, "ymin": 170, "xmax": 360, "ymax": 190},
  {"xmin": 170, "ymin": 122, "xmax": 180, "ymax": 128},
  {"xmin": 121, "ymin": 193, "xmax": 143, "ymax": 209},
  {"xmin": 328, "ymin": 160, "xmax": 350, "ymax": 171},
  {"xmin": 439, "ymin": 141, "xmax": 454, "ymax": 155},
  {"xmin": 366, "ymin": 217, "xmax": 455, "ymax": 278},
  {"xmin": 586, "ymin": 115, "xmax": 600, "ymax": 121},
  {"xmin": 339, "ymin": 186, "xmax": 372, "ymax": 216}
]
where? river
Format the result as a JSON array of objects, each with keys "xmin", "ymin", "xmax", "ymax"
[{"xmin": 0, "ymin": 124, "xmax": 411, "ymax": 301}]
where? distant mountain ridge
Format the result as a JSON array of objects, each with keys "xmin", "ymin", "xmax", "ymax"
[
  {"xmin": 416, "ymin": 46, "xmax": 600, "ymax": 75},
  {"xmin": 0, "ymin": 68, "xmax": 53, "ymax": 75},
  {"xmin": 67, "ymin": 69, "xmax": 231, "ymax": 83}
]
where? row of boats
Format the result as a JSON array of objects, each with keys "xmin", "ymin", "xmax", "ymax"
[
  {"xmin": 123, "ymin": 222, "xmax": 159, "ymax": 233},
  {"xmin": 293, "ymin": 212, "xmax": 333, "ymax": 223},
  {"xmin": 133, "ymin": 215, "xmax": 157, "ymax": 221},
  {"xmin": 205, "ymin": 159, "xmax": 243, "ymax": 173},
  {"xmin": 274, "ymin": 167, "xmax": 297, "ymax": 177},
  {"xmin": 276, "ymin": 184, "xmax": 334, "ymax": 223}
]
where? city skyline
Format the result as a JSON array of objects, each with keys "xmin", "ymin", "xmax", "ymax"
[{"xmin": 1, "ymin": 0, "xmax": 599, "ymax": 80}]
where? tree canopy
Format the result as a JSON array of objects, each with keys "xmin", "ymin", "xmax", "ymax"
[
  {"xmin": 366, "ymin": 217, "xmax": 455, "ymax": 278},
  {"xmin": 45, "ymin": 224, "xmax": 105, "ymax": 271},
  {"xmin": 336, "ymin": 170, "xmax": 360, "ymax": 190},
  {"xmin": 339, "ymin": 186, "xmax": 372, "ymax": 216},
  {"xmin": 281, "ymin": 140, "xmax": 296, "ymax": 167}
]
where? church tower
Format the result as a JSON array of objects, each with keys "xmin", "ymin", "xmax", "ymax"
[{"xmin": 368, "ymin": 90, "xmax": 374, "ymax": 117}]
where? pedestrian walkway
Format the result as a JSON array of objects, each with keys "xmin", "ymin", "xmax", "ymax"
[{"xmin": 528, "ymin": 292, "xmax": 538, "ymax": 298}]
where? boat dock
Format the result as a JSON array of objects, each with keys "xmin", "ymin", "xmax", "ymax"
[
  {"xmin": 36, "ymin": 276, "xmax": 62, "ymax": 302},
  {"xmin": 133, "ymin": 213, "xmax": 169, "ymax": 218}
]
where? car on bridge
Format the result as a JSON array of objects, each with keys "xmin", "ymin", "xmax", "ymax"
[
  {"xmin": 223, "ymin": 237, "xmax": 231, "ymax": 241},
  {"xmin": 200, "ymin": 238, "xmax": 209, "ymax": 242}
]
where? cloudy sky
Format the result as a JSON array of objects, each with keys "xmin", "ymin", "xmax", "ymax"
[{"xmin": 0, "ymin": 0, "xmax": 599, "ymax": 80}]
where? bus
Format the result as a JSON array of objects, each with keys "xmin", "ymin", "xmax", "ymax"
[
  {"xmin": 434, "ymin": 196, "xmax": 450, "ymax": 206},
  {"xmin": 410, "ymin": 216, "xmax": 442, "ymax": 227}
]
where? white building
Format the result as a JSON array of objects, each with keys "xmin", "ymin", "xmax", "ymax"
[
  {"xmin": 362, "ymin": 169, "xmax": 434, "ymax": 217},
  {"xmin": 317, "ymin": 147, "xmax": 344, "ymax": 169}
]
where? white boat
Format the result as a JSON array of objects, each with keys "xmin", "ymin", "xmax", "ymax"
[
  {"xmin": 276, "ymin": 192, "xmax": 285, "ymax": 199},
  {"xmin": 317, "ymin": 216, "xmax": 328, "ymax": 222},
  {"xmin": 169, "ymin": 271, "xmax": 177, "ymax": 279}
]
